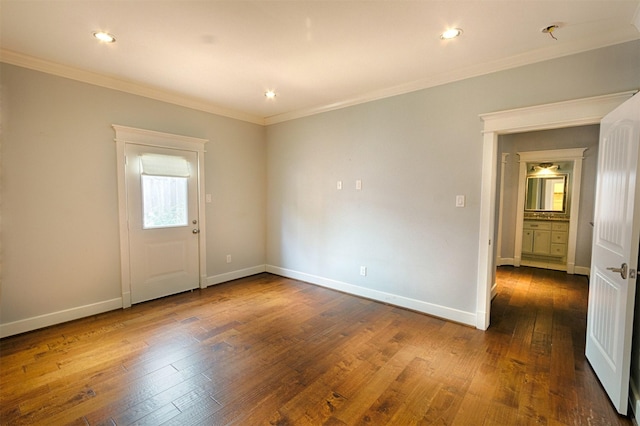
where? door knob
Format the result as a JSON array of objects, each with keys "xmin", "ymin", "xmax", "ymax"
[
  {"xmin": 607, "ymin": 263, "xmax": 628, "ymax": 279},
  {"xmin": 192, "ymin": 229, "xmax": 199, "ymax": 234}
]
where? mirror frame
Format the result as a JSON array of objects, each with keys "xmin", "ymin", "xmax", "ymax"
[{"xmin": 524, "ymin": 174, "xmax": 568, "ymax": 213}]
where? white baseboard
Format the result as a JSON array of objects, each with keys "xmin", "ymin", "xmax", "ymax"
[
  {"xmin": 520, "ymin": 259, "xmax": 570, "ymax": 272},
  {"xmin": 266, "ymin": 265, "xmax": 476, "ymax": 327},
  {"xmin": 573, "ymin": 266, "xmax": 590, "ymax": 276},
  {"xmin": 0, "ymin": 265, "xmax": 268, "ymax": 339},
  {"xmin": 496, "ymin": 257, "xmax": 515, "ymax": 266},
  {"xmin": 0, "ymin": 298, "xmax": 123, "ymax": 338},
  {"xmin": 206, "ymin": 264, "xmax": 266, "ymax": 286},
  {"xmin": 491, "ymin": 282, "xmax": 498, "ymax": 299}
]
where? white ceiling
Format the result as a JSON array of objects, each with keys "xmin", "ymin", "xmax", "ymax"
[{"xmin": 1, "ymin": 1, "xmax": 639, "ymax": 124}]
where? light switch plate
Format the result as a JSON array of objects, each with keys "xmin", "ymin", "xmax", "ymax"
[{"xmin": 456, "ymin": 195, "xmax": 465, "ymax": 207}]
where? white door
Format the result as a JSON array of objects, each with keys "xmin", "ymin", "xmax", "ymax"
[
  {"xmin": 125, "ymin": 143, "xmax": 200, "ymax": 304},
  {"xmin": 586, "ymin": 93, "xmax": 640, "ymax": 414}
]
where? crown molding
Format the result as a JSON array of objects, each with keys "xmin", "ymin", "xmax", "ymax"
[
  {"xmin": 2, "ymin": 29, "xmax": 639, "ymax": 128},
  {"xmin": 0, "ymin": 49, "xmax": 265, "ymax": 126},
  {"xmin": 264, "ymin": 33, "xmax": 640, "ymax": 125}
]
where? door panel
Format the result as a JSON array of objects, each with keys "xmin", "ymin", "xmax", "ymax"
[
  {"xmin": 532, "ymin": 230, "xmax": 551, "ymax": 255},
  {"xmin": 125, "ymin": 144, "xmax": 200, "ymax": 304},
  {"xmin": 522, "ymin": 230, "xmax": 533, "ymax": 253},
  {"xmin": 586, "ymin": 93, "xmax": 640, "ymax": 414}
]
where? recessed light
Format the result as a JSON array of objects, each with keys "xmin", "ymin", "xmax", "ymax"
[
  {"xmin": 265, "ymin": 90, "xmax": 276, "ymax": 99},
  {"xmin": 93, "ymin": 31, "xmax": 116, "ymax": 43},
  {"xmin": 440, "ymin": 28, "xmax": 463, "ymax": 40}
]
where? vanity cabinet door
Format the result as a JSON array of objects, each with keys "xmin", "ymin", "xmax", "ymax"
[
  {"xmin": 533, "ymin": 230, "xmax": 551, "ymax": 255},
  {"xmin": 522, "ymin": 230, "xmax": 534, "ymax": 253}
]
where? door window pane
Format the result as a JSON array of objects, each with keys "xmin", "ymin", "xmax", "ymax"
[{"xmin": 142, "ymin": 175, "xmax": 188, "ymax": 229}]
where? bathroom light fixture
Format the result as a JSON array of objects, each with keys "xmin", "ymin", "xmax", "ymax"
[
  {"xmin": 440, "ymin": 28, "xmax": 463, "ymax": 40},
  {"xmin": 93, "ymin": 31, "xmax": 116, "ymax": 43},
  {"xmin": 532, "ymin": 162, "xmax": 559, "ymax": 172},
  {"xmin": 264, "ymin": 90, "xmax": 276, "ymax": 99}
]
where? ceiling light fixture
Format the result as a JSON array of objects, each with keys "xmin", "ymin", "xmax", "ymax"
[
  {"xmin": 532, "ymin": 162, "xmax": 559, "ymax": 173},
  {"xmin": 440, "ymin": 28, "xmax": 463, "ymax": 40},
  {"xmin": 265, "ymin": 90, "xmax": 276, "ymax": 99},
  {"xmin": 542, "ymin": 24, "xmax": 559, "ymax": 40},
  {"xmin": 93, "ymin": 31, "xmax": 116, "ymax": 43}
]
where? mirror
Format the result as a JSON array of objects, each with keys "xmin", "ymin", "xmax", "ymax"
[{"xmin": 525, "ymin": 174, "xmax": 567, "ymax": 212}]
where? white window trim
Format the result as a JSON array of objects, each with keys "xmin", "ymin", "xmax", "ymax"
[{"xmin": 113, "ymin": 125, "xmax": 208, "ymax": 308}]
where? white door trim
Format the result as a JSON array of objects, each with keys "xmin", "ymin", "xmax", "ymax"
[
  {"xmin": 495, "ymin": 153, "xmax": 509, "ymax": 268},
  {"xmin": 113, "ymin": 125, "xmax": 208, "ymax": 308},
  {"xmin": 476, "ymin": 90, "xmax": 636, "ymax": 330},
  {"xmin": 514, "ymin": 148, "xmax": 587, "ymax": 273}
]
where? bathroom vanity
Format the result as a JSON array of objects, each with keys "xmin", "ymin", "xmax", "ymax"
[{"xmin": 522, "ymin": 219, "xmax": 569, "ymax": 265}]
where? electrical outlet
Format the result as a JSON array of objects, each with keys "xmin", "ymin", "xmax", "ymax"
[
  {"xmin": 360, "ymin": 266, "xmax": 367, "ymax": 276},
  {"xmin": 356, "ymin": 179, "xmax": 362, "ymax": 190},
  {"xmin": 226, "ymin": 255, "xmax": 232, "ymax": 263}
]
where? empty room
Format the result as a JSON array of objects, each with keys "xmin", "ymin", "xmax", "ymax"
[{"xmin": 2, "ymin": 1, "xmax": 640, "ymax": 424}]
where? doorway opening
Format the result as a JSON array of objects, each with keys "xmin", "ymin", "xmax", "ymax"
[
  {"xmin": 113, "ymin": 125, "xmax": 208, "ymax": 308},
  {"xmin": 475, "ymin": 91, "xmax": 635, "ymax": 330},
  {"xmin": 496, "ymin": 133, "xmax": 597, "ymax": 276}
]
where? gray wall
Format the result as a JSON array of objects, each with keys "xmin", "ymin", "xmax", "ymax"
[
  {"xmin": 498, "ymin": 125, "xmax": 600, "ymax": 269},
  {"xmin": 1, "ymin": 64, "xmax": 267, "ymax": 325},
  {"xmin": 2, "ymin": 40, "xmax": 639, "ymax": 330},
  {"xmin": 266, "ymin": 40, "xmax": 640, "ymax": 322}
]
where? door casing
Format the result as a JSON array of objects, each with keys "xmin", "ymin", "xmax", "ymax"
[
  {"xmin": 513, "ymin": 148, "xmax": 587, "ymax": 273},
  {"xmin": 476, "ymin": 90, "xmax": 636, "ymax": 330},
  {"xmin": 113, "ymin": 125, "xmax": 208, "ymax": 308}
]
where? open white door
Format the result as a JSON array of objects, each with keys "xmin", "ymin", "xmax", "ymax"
[{"xmin": 586, "ymin": 93, "xmax": 640, "ymax": 414}]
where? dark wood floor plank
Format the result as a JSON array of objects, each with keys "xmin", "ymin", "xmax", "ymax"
[
  {"xmin": 358, "ymin": 355, "xmax": 432, "ymax": 425},
  {"xmin": 331, "ymin": 346, "xmax": 416, "ymax": 424},
  {"xmin": 111, "ymin": 371, "xmax": 212, "ymax": 425},
  {"xmin": 45, "ymin": 364, "xmax": 181, "ymax": 425},
  {"xmin": 0, "ymin": 268, "xmax": 633, "ymax": 425}
]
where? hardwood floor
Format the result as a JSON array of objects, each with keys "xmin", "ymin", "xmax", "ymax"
[{"xmin": 0, "ymin": 268, "xmax": 633, "ymax": 425}]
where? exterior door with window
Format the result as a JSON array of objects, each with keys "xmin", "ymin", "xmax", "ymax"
[
  {"xmin": 125, "ymin": 144, "xmax": 200, "ymax": 303},
  {"xmin": 586, "ymin": 93, "xmax": 640, "ymax": 414}
]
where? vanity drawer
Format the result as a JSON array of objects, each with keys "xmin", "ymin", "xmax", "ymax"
[
  {"xmin": 523, "ymin": 221, "xmax": 552, "ymax": 230},
  {"xmin": 550, "ymin": 243, "xmax": 566, "ymax": 256},
  {"xmin": 552, "ymin": 222, "xmax": 569, "ymax": 232},
  {"xmin": 551, "ymin": 231, "xmax": 567, "ymax": 244}
]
